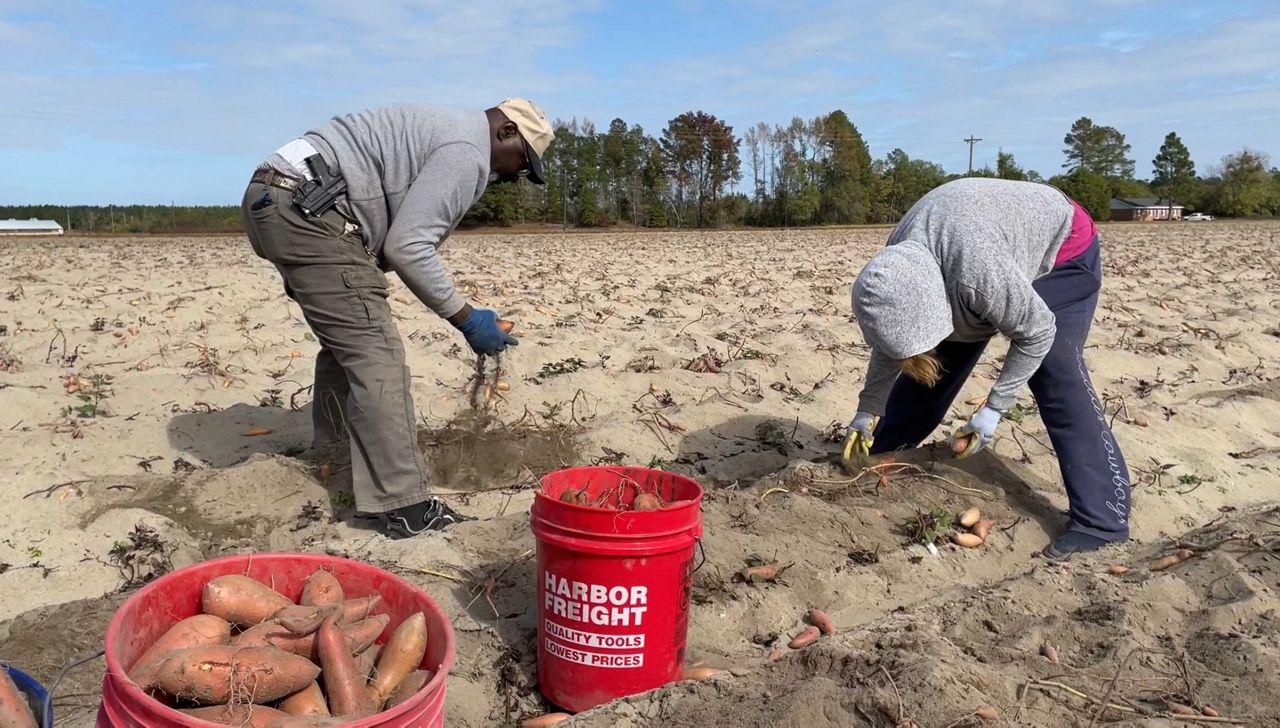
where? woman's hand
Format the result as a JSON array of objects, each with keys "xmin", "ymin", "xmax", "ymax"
[
  {"xmin": 843, "ymin": 411, "xmax": 879, "ymax": 461},
  {"xmin": 953, "ymin": 405, "xmax": 1002, "ymax": 459}
]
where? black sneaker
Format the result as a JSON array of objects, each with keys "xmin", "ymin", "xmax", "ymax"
[
  {"xmin": 1042, "ymin": 531, "xmax": 1117, "ymax": 562},
  {"xmin": 381, "ymin": 497, "xmax": 472, "ymax": 539}
]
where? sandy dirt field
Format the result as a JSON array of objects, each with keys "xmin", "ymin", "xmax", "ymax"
[{"xmin": 1, "ymin": 222, "xmax": 1279, "ymax": 726}]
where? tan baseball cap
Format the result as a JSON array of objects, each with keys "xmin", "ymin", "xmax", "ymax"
[{"xmin": 497, "ymin": 97, "xmax": 554, "ymax": 184}]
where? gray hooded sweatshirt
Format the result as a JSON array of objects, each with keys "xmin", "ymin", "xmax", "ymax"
[
  {"xmin": 853, "ymin": 177, "xmax": 1075, "ymax": 416},
  {"xmin": 261, "ymin": 104, "xmax": 491, "ymax": 319}
]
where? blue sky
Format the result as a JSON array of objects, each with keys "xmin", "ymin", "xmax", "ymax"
[{"xmin": 1, "ymin": 0, "xmax": 1277, "ymax": 204}]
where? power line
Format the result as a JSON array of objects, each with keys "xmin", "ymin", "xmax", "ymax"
[{"xmin": 964, "ymin": 134, "xmax": 983, "ymax": 176}]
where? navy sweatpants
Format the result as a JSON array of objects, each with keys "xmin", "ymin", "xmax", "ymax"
[{"xmin": 869, "ymin": 237, "xmax": 1131, "ymax": 541}]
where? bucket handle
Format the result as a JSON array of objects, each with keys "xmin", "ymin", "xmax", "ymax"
[
  {"xmin": 692, "ymin": 539, "xmax": 707, "ymax": 574},
  {"xmin": 42, "ymin": 649, "xmax": 104, "ymax": 727}
]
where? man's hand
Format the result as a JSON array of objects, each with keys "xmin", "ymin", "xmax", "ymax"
[
  {"xmin": 953, "ymin": 405, "xmax": 1002, "ymax": 459},
  {"xmin": 454, "ymin": 307, "xmax": 518, "ymax": 355},
  {"xmin": 843, "ymin": 411, "xmax": 878, "ymax": 461}
]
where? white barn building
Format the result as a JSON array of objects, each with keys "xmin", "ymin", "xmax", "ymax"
[{"xmin": 0, "ymin": 218, "xmax": 65, "ymax": 236}]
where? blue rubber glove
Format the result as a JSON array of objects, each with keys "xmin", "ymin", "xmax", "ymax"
[
  {"xmin": 953, "ymin": 405, "xmax": 1002, "ymax": 459},
  {"xmin": 455, "ymin": 308, "xmax": 518, "ymax": 355}
]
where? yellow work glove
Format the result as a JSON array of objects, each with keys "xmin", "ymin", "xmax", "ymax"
[{"xmin": 843, "ymin": 411, "xmax": 878, "ymax": 462}]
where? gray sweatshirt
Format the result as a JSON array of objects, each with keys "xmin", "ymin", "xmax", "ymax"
[
  {"xmin": 853, "ymin": 178, "xmax": 1074, "ymax": 416},
  {"xmin": 262, "ymin": 104, "xmax": 491, "ymax": 319}
]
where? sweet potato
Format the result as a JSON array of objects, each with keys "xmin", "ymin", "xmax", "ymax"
[
  {"xmin": 272, "ymin": 604, "xmax": 343, "ymax": 635},
  {"xmin": 182, "ymin": 705, "xmax": 289, "ymax": 727},
  {"xmin": 318, "ymin": 616, "xmax": 374, "ymax": 717},
  {"xmin": 127, "ymin": 614, "xmax": 231, "ymax": 681},
  {"xmin": 234, "ymin": 619, "xmax": 323, "ymax": 660},
  {"xmin": 974, "ymin": 706, "xmax": 998, "ymax": 720},
  {"xmin": 137, "ymin": 644, "xmax": 319, "ymax": 705},
  {"xmin": 957, "ymin": 507, "xmax": 981, "ymax": 529},
  {"xmin": 807, "ymin": 608, "xmax": 837, "ymax": 635},
  {"xmin": 498, "ymin": 319, "xmax": 515, "ymax": 334},
  {"xmin": 300, "ymin": 570, "xmax": 344, "ymax": 607},
  {"xmin": 0, "ymin": 667, "xmax": 38, "ymax": 728},
  {"xmin": 384, "ymin": 669, "xmax": 434, "ymax": 709},
  {"xmin": 370, "ymin": 612, "xmax": 428, "ymax": 702},
  {"xmin": 952, "ymin": 434, "xmax": 975, "ymax": 455},
  {"xmin": 953, "ymin": 532, "xmax": 984, "ymax": 548},
  {"xmin": 356, "ymin": 644, "xmax": 382, "ymax": 683},
  {"xmin": 340, "ymin": 595, "xmax": 383, "ymax": 624},
  {"xmin": 1149, "ymin": 549, "xmax": 1194, "ymax": 572},
  {"xmin": 738, "ymin": 563, "xmax": 783, "ymax": 583},
  {"xmin": 202, "ymin": 575, "xmax": 294, "ymax": 627},
  {"xmin": 265, "ymin": 719, "xmax": 346, "ymax": 728},
  {"xmin": 1107, "ymin": 564, "xmax": 1130, "ymax": 575},
  {"xmin": 558, "ymin": 488, "xmax": 589, "ymax": 505},
  {"xmin": 343, "ymin": 614, "xmax": 391, "ymax": 654},
  {"xmin": 278, "ymin": 681, "xmax": 329, "ymax": 717},
  {"xmin": 1167, "ymin": 702, "xmax": 1197, "ymax": 716},
  {"xmin": 682, "ymin": 666, "xmax": 723, "ymax": 680},
  {"xmin": 1041, "ymin": 642, "xmax": 1060, "ymax": 664},
  {"xmin": 632, "ymin": 492, "xmax": 662, "ymax": 511},
  {"xmin": 788, "ymin": 626, "xmax": 820, "ymax": 649},
  {"xmin": 521, "ymin": 714, "xmax": 571, "ymax": 728},
  {"xmin": 971, "ymin": 519, "xmax": 995, "ymax": 541},
  {"xmin": 766, "ymin": 647, "xmax": 785, "ymax": 662}
]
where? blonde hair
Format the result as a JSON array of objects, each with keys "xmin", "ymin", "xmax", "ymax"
[{"xmin": 900, "ymin": 350, "xmax": 943, "ymax": 387}]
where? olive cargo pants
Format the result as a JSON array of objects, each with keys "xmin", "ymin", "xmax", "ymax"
[{"xmin": 241, "ymin": 181, "xmax": 430, "ymax": 513}]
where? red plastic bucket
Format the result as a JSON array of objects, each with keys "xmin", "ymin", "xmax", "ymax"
[
  {"xmin": 531, "ymin": 466, "xmax": 703, "ymax": 712},
  {"xmin": 96, "ymin": 553, "xmax": 455, "ymax": 727}
]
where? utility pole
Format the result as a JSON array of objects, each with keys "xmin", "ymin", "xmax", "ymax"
[{"xmin": 964, "ymin": 134, "xmax": 983, "ymax": 176}]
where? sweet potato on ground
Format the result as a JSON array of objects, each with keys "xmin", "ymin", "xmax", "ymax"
[
  {"xmin": 181, "ymin": 705, "xmax": 289, "ymax": 727},
  {"xmin": 0, "ymin": 668, "xmax": 38, "ymax": 728},
  {"xmin": 317, "ymin": 616, "xmax": 374, "ymax": 717},
  {"xmin": 277, "ymin": 681, "xmax": 329, "ymax": 717},
  {"xmin": 384, "ymin": 669, "xmax": 434, "ymax": 709},
  {"xmin": 128, "ymin": 614, "xmax": 232, "ymax": 682},
  {"xmin": 137, "ymin": 644, "xmax": 319, "ymax": 705},
  {"xmin": 788, "ymin": 626, "xmax": 820, "ymax": 649},
  {"xmin": 521, "ymin": 714, "xmax": 571, "ymax": 728},
  {"xmin": 201, "ymin": 575, "xmax": 293, "ymax": 627},
  {"xmin": 370, "ymin": 612, "xmax": 428, "ymax": 702},
  {"xmin": 300, "ymin": 570, "xmax": 344, "ymax": 607},
  {"xmin": 807, "ymin": 608, "xmax": 837, "ymax": 635}
]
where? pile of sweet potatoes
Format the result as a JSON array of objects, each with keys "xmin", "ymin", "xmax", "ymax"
[
  {"xmin": 554, "ymin": 478, "xmax": 690, "ymax": 512},
  {"xmin": 126, "ymin": 571, "xmax": 433, "ymax": 727}
]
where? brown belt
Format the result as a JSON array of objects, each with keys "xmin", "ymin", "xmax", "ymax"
[{"xmin": 250, "ymin": 168, "xmax": 302, "ymax": 192}]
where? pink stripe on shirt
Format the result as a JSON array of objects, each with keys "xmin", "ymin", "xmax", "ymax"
[{"xmin": 1055, "ymin": 198, "xmax": 1096, "ymax": 265}]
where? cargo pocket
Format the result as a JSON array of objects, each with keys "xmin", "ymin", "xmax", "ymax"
[{"xmin": 342, "ymin": 267, "xmax": 389, "ymax": 324}]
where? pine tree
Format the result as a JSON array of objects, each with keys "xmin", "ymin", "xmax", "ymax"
[{"xmin": 1151, "ymin": 132, "xmax": 1198, "ymax": 211}]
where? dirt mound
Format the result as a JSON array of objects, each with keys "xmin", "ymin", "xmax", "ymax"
[{"xmin": 573, "ymin": 503, "xmax": 1280, "ymax": 727}]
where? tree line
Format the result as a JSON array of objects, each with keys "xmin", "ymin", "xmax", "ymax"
[
  {"xmin": 464, "ymin": 112, "xmax": 1280, "ymax": 227},
  {"xmin": 6, "ymin": 114, "xmax": 1278, "ymax": 234},
  {"xmin": 0, "ymin": 204, "xmax": 242, "ymax": 234}
]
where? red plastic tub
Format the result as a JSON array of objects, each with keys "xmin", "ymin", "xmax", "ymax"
[
  {"xmin": 96, "ymin": 553, "xmax": 455, "ymax": 727},
  {"xmin": 532, "ymin": 466, "xmax": 703, "ymax": 712}
]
